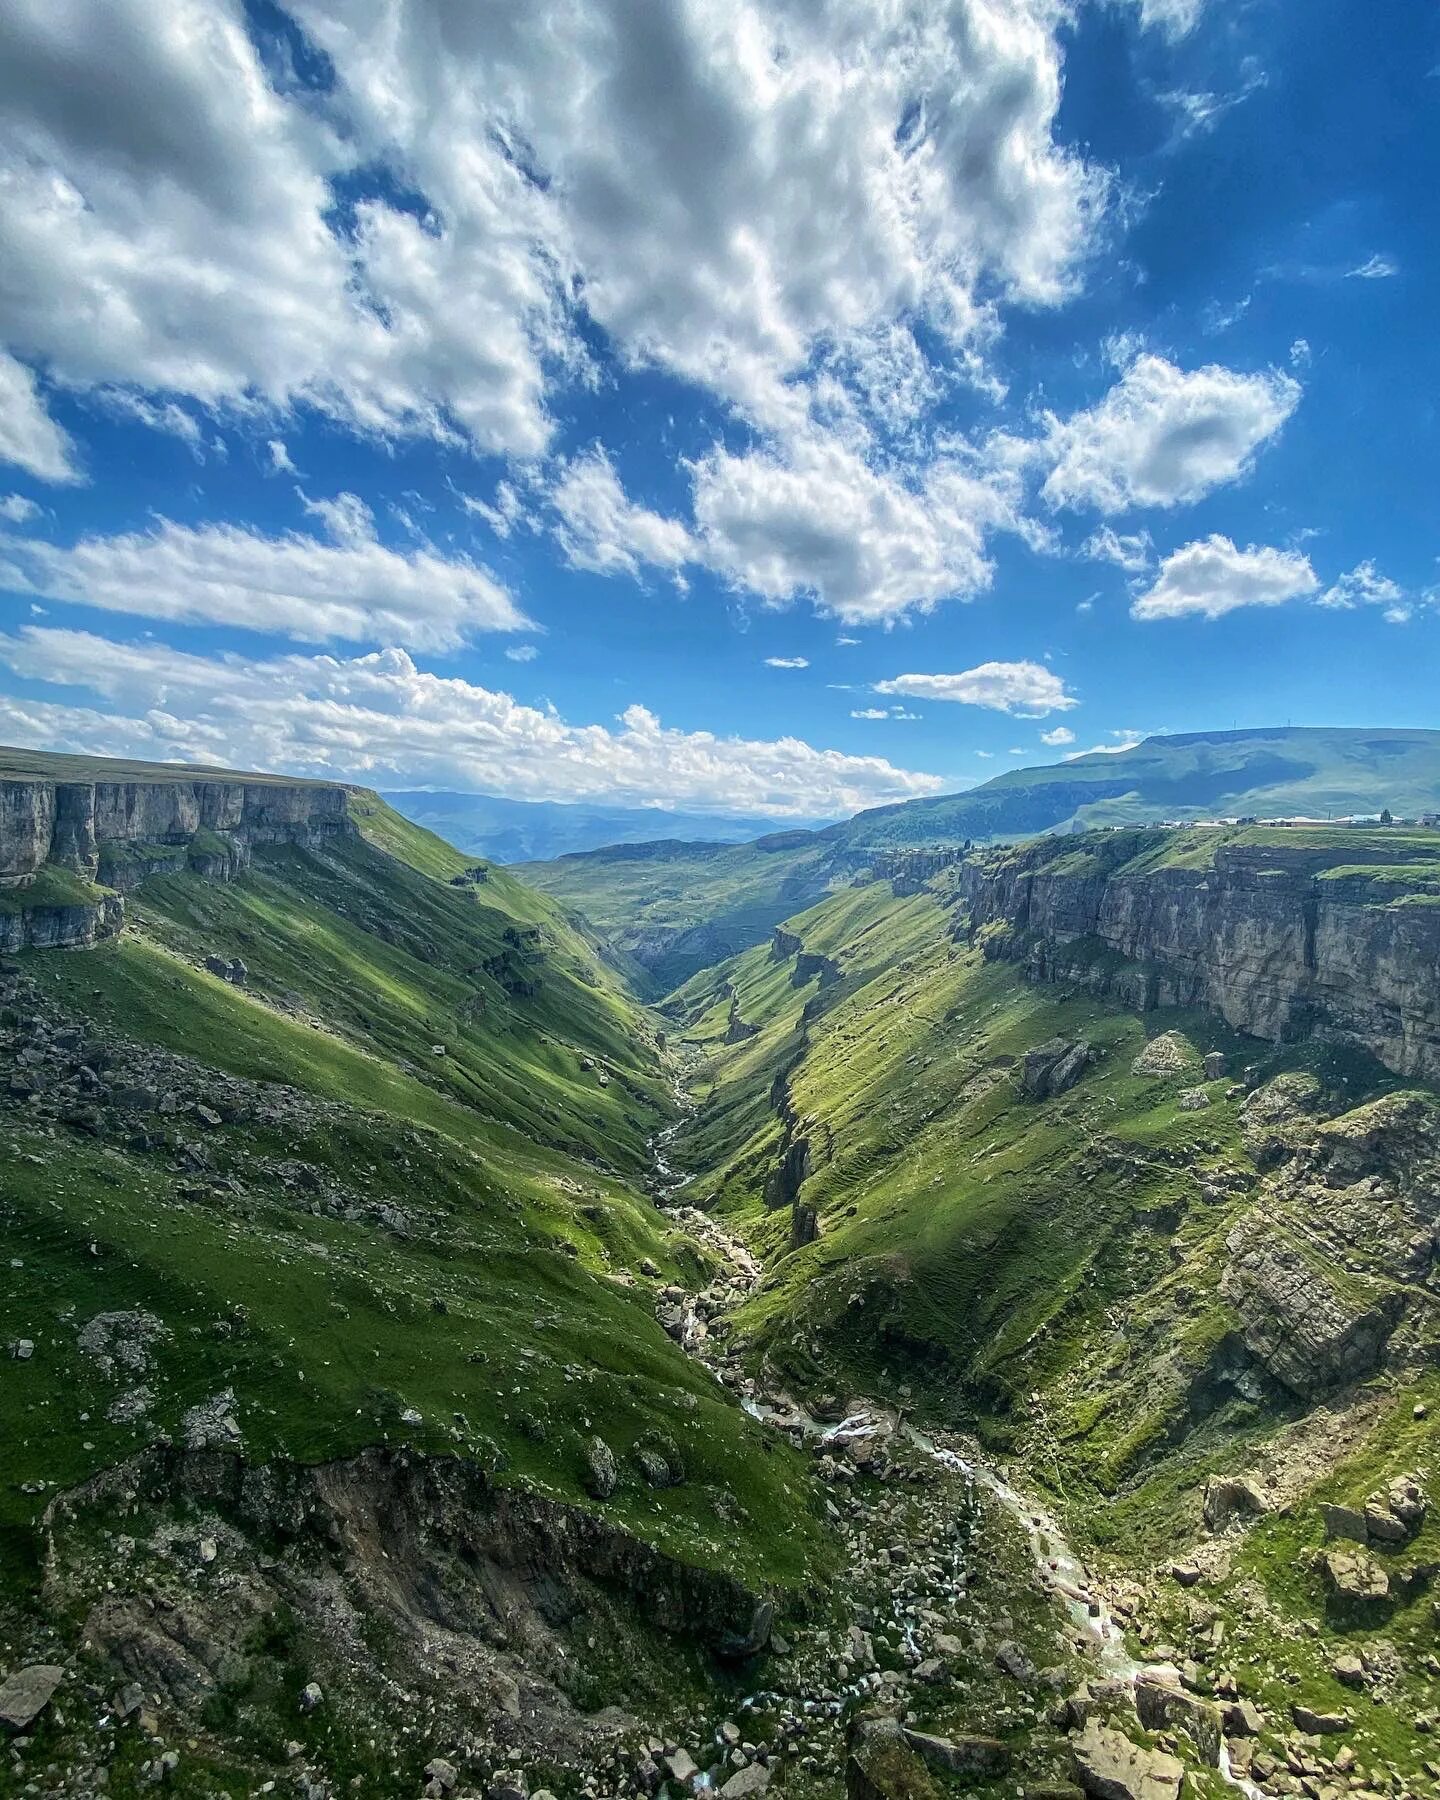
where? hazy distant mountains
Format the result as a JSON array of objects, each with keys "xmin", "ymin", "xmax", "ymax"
[{"xmin": 381, "ymin": 789, "xmax": 812, "ymax": 863}]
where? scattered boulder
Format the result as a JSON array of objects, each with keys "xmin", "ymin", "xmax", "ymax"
[
  {"xmin": 1221, "ymin": 1217, "xmax": 1400, "ymax": 1398},
  {"xmin": 582, "ymin": 1435, "xmax": 617, "ymax": 1499},
  {"xmin": 0, "ymin": 1664, "xmax": 63, "ymax": 1732},
  {"xmin": 1070, "ymin": 1720, "xmax": 1183, "ymax": 1800},
  {"xmin": 1320, "ymin": 1546, "xmax": 1390, "ymax": 1603},
  {"xmin": 1177, "ymin": 1087, "xmax": 1211, "ymax": 1112},
  {"xmin": 1135, "ymin": 1673, "xmax": 1222, "ymax": 1766},
  {"xmin": 903, "ymin": 1729, "xmax": 1009, "ymax": 1778},
  {"xmin": 1203, "ymin": 1051, "xmax": 1228, "ymax": 1079},
  {"xmin": 1021, "ymin": 1037, "xmax": 1092, "ymax": 1100},
  {"xmin": 846, "ymin": 1715, "xmax": 938, "ymax": 1800},
  {"xmin": 1131, "ymin": 1032, "xmax": 1194, "ymax": 1079},
  {"xmin": 719, "ymin": 1766, "xmax": 771, "ymax": 1799},
  {"xmin": 1202, "ymin": 1473, "xmax": 1269, "ymax": 1530},
  {"xmin": 1332, "ymin": 1653, "xmax": 1367, "ymax": 1687},
  {"xmin": 1292, "ymin": 1704, "xmax": 1350, "ymax": 1735},
  {"xmin": 1321, "ymin": 1502, "xmax": 1370, "ymax": 1544}
]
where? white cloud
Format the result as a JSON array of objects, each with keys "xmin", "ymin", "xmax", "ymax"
[
  {"xmin": 1039, "ymin": 725, "xmax": 1075, "ymax": 746},
  {"xmin": 1123, "ymin": 0, "xmax": 1205, "ymax": 37},
  {"xmin": 1064, "ymin": 728, "xmax": 1147, "ymax": 759},
  {"xmin": 765, "ymin": 656, "xmax": 809, "ymax": 670},
  {"xmin": 1131, "ymin": 535, "xmax": 1318, "ymax": 621},
  {"xmin": 693, "ymin": 432, "xmax": 1015, "ymax": 624},
  {"xmin": 0, "ymin": 626, "xmax": 945, "ymax": 819},
  {"xmin": 836, "ymin": 634, "xmax": 860, "ymax": 646},
  {"xmin": 1040, "ymin": 353, "xmax": 1300, "ymax": 513},
  {"xmin": 1, "ymin": 502, "xmax": 525, "ymax": 649},
  {"xmin": 0, "ymin": 350, "xmax": 79, "ymax": 483},
  {"xmin": 0, "ymin": 0, "xmax": 1105, "ymax": 463},
  {"xmin": 456, "ymin": 479, "xmax": 526, "ymax": 540},
  {"xmin": 550, "ymin": 448, "xmax": 694, "ymax": 581},
  {"xmin": 267, "ymin": 439, "xmax": 297, "ymax": 476},
  {"xmin": 876, "ymin": 661, "xmax": 1079, "ymax": 716},
  {"xmin": 851, "ymin": 707, "xmax": 890, "ymax": 719},
  {"xmin": 1081, "ymin": 525, "xmax": 1153, "ymax": 572},
  {"xmin": 505, "ymin": 644, "xmax": 540, "ymax": 663},
  {"xmin": 0, "ymin": 493, "xmax": 41, "ymax": 524},
  {"xmin": 1318, "ymin": 560, "xmax": 1411, "ymax": 624},
  {"xmin": 1347, "ymin": 254, "xmax": 1397, "ymax": 281}
]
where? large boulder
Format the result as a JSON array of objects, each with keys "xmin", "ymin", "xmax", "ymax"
[
  {"xmin": 1221, "ymin": 1218, "xmax": 1400, "ymax": 1398},
  {"xmin": 1022, "ymin": 1038, "xmax": 1092, "ymax": 1100},
  {"xmin": 846, "ymin": 1716, "xmax": 939, "ymax": 1800},
  {"xmin": 1070, "ymin": 1721, "xmax": 1183, "ymax": 1800},
  {"xmin": 1135, "ymin": 1673, "xmax": 1222, "ymax": 1766},
  {"xmin": 1320, "ymin": 1546, "xmax": 1389, "ymax": 1603},
  {"xmin": 902, "ymin": 1730, "xmax": 1009, "ymax": 1778},
  {"xmin": 1202, "ymin": 1473, "xmax": 1269, "ymax": 1531},
  {"xmin": 0, "ymin": 1664, "xmax": 64, "ymax": 1732}
]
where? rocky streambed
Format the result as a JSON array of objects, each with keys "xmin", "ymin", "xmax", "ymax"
[{"xmin": 648, "ymin": 1138, "xmax": 1264, "ymax": 1800}]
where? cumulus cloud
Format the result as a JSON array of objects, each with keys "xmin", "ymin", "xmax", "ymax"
[
  {"xmin": 1131, "ymin": 535, "xmax": 1318, "ymax": 621},
  {"xmin": 875, "ymin": 661, "xmax": 1079, "ymax": 716},
  {"xmin": 1, "ymin": 503, "xmax": 526, "ymax": 648},
  {"xmin": 0, "ymin": 626, "xmax": 945, "ymax": 818},
  {"xmin": 0, "ymin": 0, "xmax": 1105, "ymax": 464},
  {"xmin": 550, "ymin": 448, "xmax": 695, "ymax": 581},
  {"xmin": 765, "ymin": 656, "xmax": 809, "ymax": 669},
  {"xmin": 267, "ymin": 439, "xmax": 297, "ymax": 476},
  {"xmin": 1318, "ymin": 560, "xmax": 1411, "ymax": 624},
  {"xmin": 851, "ymin": 707, "xmax": 890, "ymax": 720},
  {"xmin": 693, "ymin": 433, "xmax": 1015, "ymax": 623},
  {"xmin": 0, "ymin": 350, "xmax": 79, "ymax": 483},
  {"xmin": 456, "ymin": 479, "xmax": 526, "ymax": 540},
  {"xmin": 1040, "ymin": 354, "xmax": 1300, "ymax": 513},
  {"xmin": 505, "ymin": 644, "xmax": 540, "ymax": 663},
  {"xmin": 1039, "ymin": 725, "xmax": 1075, "ymax": 746},
  {"xmin": 0, "ymin": 493, "xmax": 41, "ymax": 524}
]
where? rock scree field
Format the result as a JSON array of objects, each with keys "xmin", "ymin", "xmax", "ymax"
[{"xmin": 3, "ymin": 745, "xmax": 1440, "ymax": 1800}]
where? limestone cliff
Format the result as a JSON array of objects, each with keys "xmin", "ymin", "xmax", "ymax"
[
  {"xmin": 960, "ymin": 829, "xmax": 1440, "ymax": 1083},
  {"xmin": 0, "ymin": 762, "xmax": 354, "ymax": 951},
  {"xmin": 0, "ymin": 772, "xmax": 351, "ymax": 883}
]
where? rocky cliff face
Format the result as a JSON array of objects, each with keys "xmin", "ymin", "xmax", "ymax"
[
  {"xmin": 0, "ymin": 775, "xmax": 352, "ymax": 884},
  {"xmin": 0, "ymin": 772, "xmax": 353, "ymax": 951},
  {"xmin": 962, "ymin": 837, "xmax": 1440, "ymax": 1082}
]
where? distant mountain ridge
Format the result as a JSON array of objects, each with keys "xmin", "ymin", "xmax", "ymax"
[
  {"xmin": 518, "ymin": 726, "xmax": 1440, "ymax": 989},
  {"xmin": 382, "ymin": 789, "xmax": 814, "ymax": 863}
]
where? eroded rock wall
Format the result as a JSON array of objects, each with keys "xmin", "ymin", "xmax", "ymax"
[
  {"xmin": 0, "ymin": 776, "xmax": 352, "ymax": 884},
  {"xmin": 962, "ymin": 844, "xmax": 1440, "ymax": 1082}
]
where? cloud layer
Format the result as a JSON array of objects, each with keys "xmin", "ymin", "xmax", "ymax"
[
  {"xmin": 0, "ymin": 626, "xmax": 945, "ymax": 818},
  {"xmin": 1, "ymin": 498, "xmax": 524, "ymax": 649}
]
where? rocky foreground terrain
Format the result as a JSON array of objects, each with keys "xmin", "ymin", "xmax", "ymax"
[{"xmin": 4, "ymin": 751, "xmax": 1440, "ymax": 1800}]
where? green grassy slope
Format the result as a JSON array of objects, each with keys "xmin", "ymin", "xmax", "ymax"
[{"xmin": 1, "ymin": 797, "xmax": 824, "ymax": 1610}]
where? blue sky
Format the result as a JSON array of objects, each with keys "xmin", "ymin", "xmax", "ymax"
[{"xmin": 0, "ymin": 0, "xmax": 1434, "ymax": 818}]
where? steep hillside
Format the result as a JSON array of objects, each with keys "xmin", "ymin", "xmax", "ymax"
[
  {"xmin": 662, "ymin": 835, "xmax": 1440, "ymax": 1797},
  {"xmin": 383, "ymin": 789, "xmax": 807, "ymax": 863},
  {"xmin": 520, "ymin": 727, "xmax": 1440, "ymax": 984},
  {"xmin": 0, "ymin": 756, "xmax": 831, "ymax": 1798}
]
